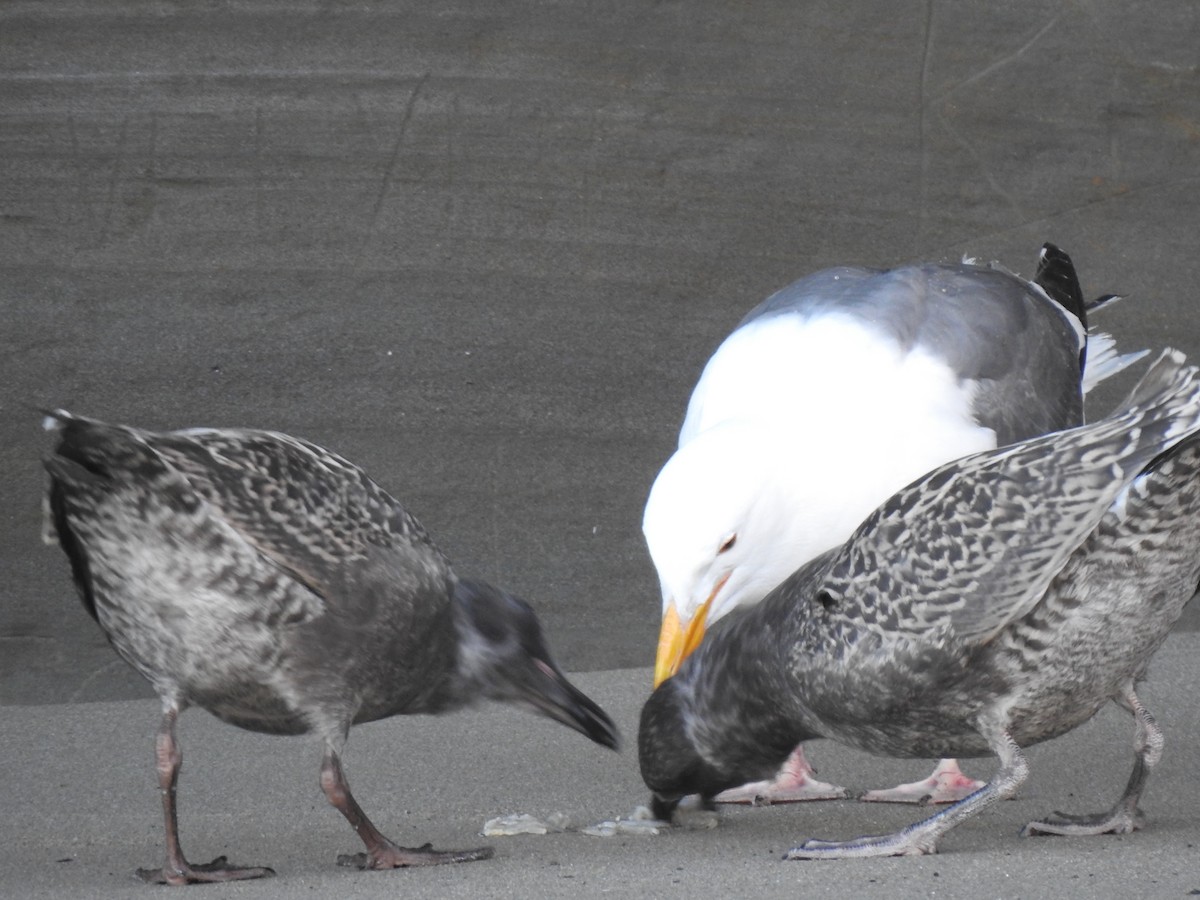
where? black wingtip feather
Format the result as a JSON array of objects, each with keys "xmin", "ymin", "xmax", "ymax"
[{"xmin": 1035, "ymin": 243, "xmax": 1088, "ymax": 329}]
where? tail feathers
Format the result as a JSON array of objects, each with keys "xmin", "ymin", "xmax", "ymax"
[
  {"xmin": 41, "ymin": 454, "xmax": 113, "ymax": 547},
  {"xmin": 41, "ymin": 408, "xmax": 72, "ymax": 431},
  {"xmin": 1114, "ymin": 348, "xmax": 1196, "ymax": 417},
  {"xmin": 1088, "ymin": 349, "xmax": 1200, "ymax": 488},
  {"xmin": 42, "ymin": 407, "xmax": 102, "ymax": 435},
  {"xmin": 1028, "ymin": 244, "xmax": 1148, "ymax": 397},
  {"xmin": 1081, "ymin": 332, "xmax": 1150, "ymax": 396},
  {"xmin": 41, "ymin": 410, "xmax": 113, "ymax": 546},
  {"xmin": 43, "ymin": 453, "xmax": 107, "ymax": 488},
  {"xmin": 1087, "ymin": 292, "xmax": 1124, "ymax": 313},
  {"xmin": 1101, "ymin": 349, "xmax": 1200, "ymax": 468},
  {"xmin": 42, "ymin": 409, "xmax": 153, "ymax": 481},
  {"xmin": 41, "ymin": 409, "xmax": 182, "ymax": 536},
  {"xmin": 1035, "ymin": 243, "xmax": 1087, "ymax": 329}
]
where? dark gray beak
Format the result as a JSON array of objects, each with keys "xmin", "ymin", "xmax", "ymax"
[{"xmin": 518, "ymin": 656, "xmax": 620, "ymax": 751}]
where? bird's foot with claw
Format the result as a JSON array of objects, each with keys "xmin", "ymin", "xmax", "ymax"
[
  {"xmin": 859, "ymin": 764, "xmax": 984, "ymax": 805},
  {"xmin": 785, "ymin": 830, "xmax": 939, "ymax": 859},
  {"xmin": 337, "ymin": 841, "xmax": 495, "ymax": 869},
  {"xmin": 1021, "ymin": 806, "xmax": 1145, "ymax": 837},
  {"xmin": 137, "ymin": 856, "xmax": 276, "ymax": 885}
]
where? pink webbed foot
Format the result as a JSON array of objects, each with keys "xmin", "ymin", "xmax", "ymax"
[
  {"xmin": 859, "ymin": 758, "xmax": 985, "ymax": 805},
  {"xmin": 715, "ymin": 746, "xmax": 848, "ymax": 805}
]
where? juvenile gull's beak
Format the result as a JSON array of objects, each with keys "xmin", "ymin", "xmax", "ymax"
[{"xmin": 519, "ymin": 656, "xmax": 620, "ymax": 751}]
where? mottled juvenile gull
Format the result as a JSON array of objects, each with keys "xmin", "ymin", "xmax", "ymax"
[
  {"xmin": 643, "ymin": 244, "xmax": 1143, "ymax": 804},
  {"xmin": 42, "ymin": 412, "xmax": 619, "ymax": 885},
  {"xmin": 639, "ymin": 349, "xmax": 1200, "ymax": 858}
]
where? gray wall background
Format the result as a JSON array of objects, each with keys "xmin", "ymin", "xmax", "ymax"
[{"xmin": 3, "ymin": 0, "xmax": 1198, "ymax": 704}]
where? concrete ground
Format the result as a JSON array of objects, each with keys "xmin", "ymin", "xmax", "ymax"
[
  {"xmin": 3, "ymin": 0, "xmax": 1200, "ymax": 896},
  {"xmin": 4, "ymin": 638, "xmax": 1200, "ymax": 898}
]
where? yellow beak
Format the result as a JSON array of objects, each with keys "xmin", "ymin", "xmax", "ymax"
[{"xmin": 653, "ymin": 574, "xmax": 728, "ymax": 687}]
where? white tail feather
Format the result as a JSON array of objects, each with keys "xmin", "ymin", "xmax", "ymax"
[{"xmin": 1082, "ymin": 331, "xmax": 1149, "ymax": 396}]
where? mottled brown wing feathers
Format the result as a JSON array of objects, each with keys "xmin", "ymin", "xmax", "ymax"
[
  {"xmin": 145, "ymin": 429, "xmax": 446, "ymax": 599},
  {"xmin": 822, "ymin": 350, "xmax": 1200, "ymax": 646}
]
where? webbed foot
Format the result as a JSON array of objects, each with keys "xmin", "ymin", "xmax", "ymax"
[
  {"xmin": 715, "ymin": 746, "xmax": 847, "ymax": 805},
  {"xmin": 859, "ymin": 759, "xmax": 984, "ymax": 805},
  {"xmin": 337, "ymin": 841, "xmax": 495, "ymax": 869},
  {"xmin": 1021, "ymin": 807, "xmax": 1145, "ymax": 837},
  {"xmin": 136, "ymin": 855, "xmax": 276, "ymax": 885}
]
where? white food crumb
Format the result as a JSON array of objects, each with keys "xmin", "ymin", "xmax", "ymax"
[
  {"xmin": 581, "ymin": 805, "xmax": 671, "ymax": 837},
  {"xmin": 481, "ymin": 812, "xmax": 570, "ymax": 836}
]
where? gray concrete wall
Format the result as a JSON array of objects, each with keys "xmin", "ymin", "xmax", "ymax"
[{"xmin": 4, "ymin": 0, "xmax": 1199, "ymax": 704}]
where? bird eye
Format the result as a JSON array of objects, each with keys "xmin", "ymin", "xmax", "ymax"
[{"xmin": 717, "ymin": 534, "xmax": 737, "ymax": 554}]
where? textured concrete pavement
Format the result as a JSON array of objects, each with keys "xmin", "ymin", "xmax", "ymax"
[{"xmin": 5, "ymin": 639, "xmax": 1200, "ymax": 898}]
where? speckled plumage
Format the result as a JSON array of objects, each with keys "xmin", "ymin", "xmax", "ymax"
[
  {"xmin": 645, "ymin": 243, "xmax": 1143, "ymax": 805},
  {"xmin": 639, "ymin": 350, "xmax": 1200, "ymax": 858},
  {"xmin": 43, "ymin": 412, "xmax": 618, "ymax": 883}
]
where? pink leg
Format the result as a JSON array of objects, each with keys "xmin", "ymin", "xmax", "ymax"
[
  {"xmin": 714, "ymin": 745, "xmax": 848, "ymax": 805},
  {"xmin": 858, "ymin": 758, "xmax": 985, "ymax": 805},
  {"xmin": 137, "ymin": 704, "xmax": 276, "ymax": 885},
  {"xmin": 320, "ymin": 747, "xmax": 494, "ymax": 868}
]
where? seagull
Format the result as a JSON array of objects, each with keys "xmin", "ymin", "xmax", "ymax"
[
  {"xmin": 643, "ymin": 244, "xmax": 1143, "ymax": 804},
  {"xmin": 640, "ymin": 348, "xmax": 1200, "ymax": 857},
  {"xmin": 42, "ymin": 412, "xmax": 619, "ymax": 885}
]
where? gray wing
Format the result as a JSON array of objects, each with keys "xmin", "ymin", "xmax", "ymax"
[
  {"xmin": 44, "ymin": 412, "xmax": 329, "ymax": 629},
  {"xmin": 735, "ymin": 261, "xmax": 1085, "ymax": 442},
  {"xmin": 819, "ymin": 350, "xmax": 1200, "ymax": 646},
  {"xmin": 144, "ymin": 427, "xmax": 449, "ymax": 600}
]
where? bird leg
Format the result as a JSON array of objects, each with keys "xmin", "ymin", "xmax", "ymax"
[
  {"xmin": 714, "ymin": 745, "xmax": 848, "ymax": 804},
  {"xmin": 319, "ymin": 747, "xmax": 494, "ymax": 868},
  {"xmin": 1021, "ymin": 684, "xmax": 1160, "ymax": 837},
  {"xmin": 786, "ymin": 728, "xmax": 1028, "ymax": 859},
  {"xmin": 858, "ymin": 758, "xmax": 986, "ymax": 805},
  {"xmin": 137, "ymin": 704, "xmax": 276, "ymax": 885}
]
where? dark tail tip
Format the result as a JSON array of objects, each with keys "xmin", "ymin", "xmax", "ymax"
[{"xmin": 1035, "ymin": 243, "xmax": 1087, "ymax": 329}]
